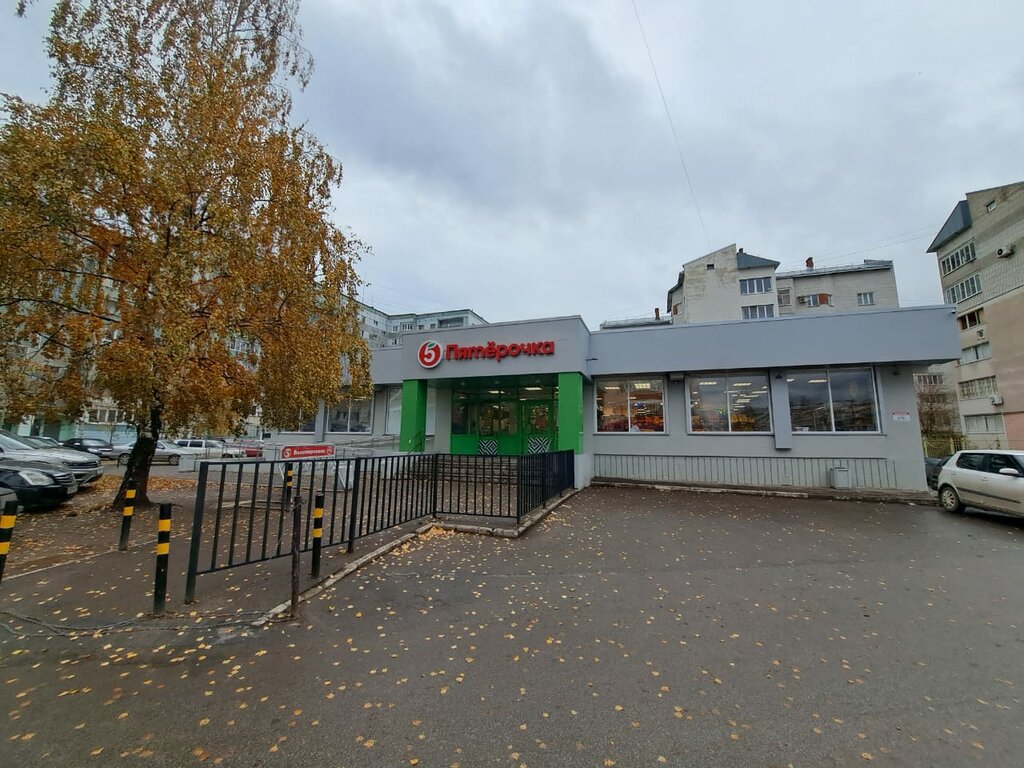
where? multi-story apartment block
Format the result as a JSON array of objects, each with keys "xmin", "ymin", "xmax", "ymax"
[
  {"xmin": 356, "ymin": 301, "xmax": 486, "ymax": 349},
  {"xmin": 928, "ymin": 181, "xmax": 1024, "ymax": 449},
  {"xmin": 666, "ymin": 243, "xmax": 898, "ymax": 324}
]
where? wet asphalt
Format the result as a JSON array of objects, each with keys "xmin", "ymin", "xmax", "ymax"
[{"xmin": 2, "ymin": 486, "xmax": 1023, "ymax": 767}]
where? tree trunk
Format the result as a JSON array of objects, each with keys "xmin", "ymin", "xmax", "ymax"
[{"xmin": 112, "ymin": 405, "xmax": 162, "ymax": 509}]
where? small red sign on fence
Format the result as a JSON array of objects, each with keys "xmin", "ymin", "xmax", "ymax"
[{"xmin": 280, "ymin": 444, "xmax": 336, "ymax": 460}]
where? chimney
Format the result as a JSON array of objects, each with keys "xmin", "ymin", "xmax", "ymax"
[
  {"xmin": 805, "ymin": 257, "xmax": 814, "ymax": 269},
  {"xmin": 738, "ymin": 247, "xmax": 744, "ymax": 254},
  {"xmin": 654, "ymin": 307, "xmax": 661, "ymax": 320}
]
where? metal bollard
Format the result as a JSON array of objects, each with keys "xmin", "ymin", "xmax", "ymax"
[
  {"xmin": 310, "ymin": 493, "xmax": 324, "ymax": 578},
  {"xmin": 118, "ymin": 482, "xmax": 136, "ymax": 551},
  {"xmin": 153, "ymin": 503, "xmax": 171, "ymax": 613},
  {"xmin": 290, "ymin": 493, "xmax": 302, "ymax": 618},
  {"xmin": 0, "ymin": 499, "xmax": 18, "ymax": 585}
]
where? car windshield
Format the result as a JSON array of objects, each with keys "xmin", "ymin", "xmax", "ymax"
[{"xmin": 0, "ymin": 432, "xmax": 36, "ymax": 450}]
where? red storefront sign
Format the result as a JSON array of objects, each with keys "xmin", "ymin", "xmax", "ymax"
[
  {"xmin": 417, "ymin": 339, "xmax": 556, "ymax": 368},
  {"xmin": 280, "ymin": 444, "xmax": 336, "ymax": 460}
]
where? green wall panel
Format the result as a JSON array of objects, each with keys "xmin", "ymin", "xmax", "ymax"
[
  {"xmin": 399, "ymin": 379, "xmax": 428, "ymax": 452},
  {"xmin": 556, "ymin": 372, "xmax": 584, "ymax": 453}
]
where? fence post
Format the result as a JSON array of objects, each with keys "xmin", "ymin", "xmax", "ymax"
[
  {"xmin": 184, "ymin": 461, "xmax": 210, "ymax": 604},
  {"xmin": 346, "ymin": 458, "xmax": 361, "ymax": 553},
  {"xmin": 515, "ymin": 456, "xmax": 522, "ymax": 528},
  {"xmin": 0, "ymin": 499, "xmax": 18, "ymax": 586},
  {"xmin": 118, "ymin": 481, "xmax": 136, "ymax": 551},
  {"xmin": 310, "ymin": 493, "xmax": 324, "ymax": 579},
  {"xmin": 289, "ymin": 492, "xmax": 302, "ymax": 618},
  {"xmin": 431, "ymin": 453, "xmax": 440, "ymax": 518},
  {"xmin": 153, "ymin": 503, "xmax": 171, "ymax": 614}
]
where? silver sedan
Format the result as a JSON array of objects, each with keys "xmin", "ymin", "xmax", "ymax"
[{"xmin": 112, "ymin": 440, "xmax": 200, "ymax": 466}]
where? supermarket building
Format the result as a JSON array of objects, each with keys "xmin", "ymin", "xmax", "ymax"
[{"xmin": 274, "ymin": 305, "xmax": 959, "ymax": 492}]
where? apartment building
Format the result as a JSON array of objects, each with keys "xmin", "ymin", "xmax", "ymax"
[
  {"xmin": 666, "ymin": 243, "xmax": 898, "ymax": 324},
  {"xmin": 356, "ymin": 301, "xmax": 487, "ymax": 349},
  {"xmin": 928, "ymin": 181, "xmax": 1024, "ymax": 449}
]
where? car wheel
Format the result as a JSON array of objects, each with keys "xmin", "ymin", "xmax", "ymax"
[
  {"xmin": 168, "ymin": 454, "xmax": 180, "ymax": 466},
  {"xmin": 117, "ymin": 454, "xmax": 128, "ymax": 466},
  {"xmin": 939, "ymin": 485, "xmax": 964, "ymax": 513}
]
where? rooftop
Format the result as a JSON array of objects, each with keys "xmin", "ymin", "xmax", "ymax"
[{"xmin": 777, "ymin": 259, "xmax": 894, "ymax": 279}]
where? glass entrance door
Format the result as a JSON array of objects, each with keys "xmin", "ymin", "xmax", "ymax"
[{"xmin": 450, "ymin": 380, "xmax": 557, "ymax": 455}]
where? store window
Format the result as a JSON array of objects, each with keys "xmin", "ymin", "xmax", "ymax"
[
  {"xmin": 328, "ymin": 390, "xmax": 373, "ymax": 433},
  {"xmin": 788, "ymin": 368, "xmax": 878, "ymax": 432},
  {"xmin": 596, "ymin": 377, "xmax": 665, "ymax": 433},
  {"xmin": 689, "ymin": 373, "xmax": 771, "ymax": 433}
]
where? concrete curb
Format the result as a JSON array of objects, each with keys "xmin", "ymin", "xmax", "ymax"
[
  {"xmin": 592, "ymin": 479, "xmax": 935, "ymax": 506},
  {"xmin": 254, "ymin": 489, "xmax": 581, "ymax": 627}
]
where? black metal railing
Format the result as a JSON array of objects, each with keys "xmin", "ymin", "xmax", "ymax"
[{"xmin": 184, "ymin": 450, "xmax": 574, "ymax": 601}]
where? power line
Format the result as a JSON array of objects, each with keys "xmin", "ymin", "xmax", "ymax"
[{"xmin": 630, "ymin": 0, "xmax": 711, "ymax": 251}]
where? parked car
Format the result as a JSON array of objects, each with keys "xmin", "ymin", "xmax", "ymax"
[
  {"xmin": 0, "ymin": 458, "xmax": 79, "ymax": 510},
  {"xmin": 937, "ymin": 450, "xmax": 1024, "ymax": 517},
  {"xmin": 112, "ymin": 440, "xmax": 198, "ymax": 466},
  {"xmin": 62, "ymin": 437, "xmax": 115, "ymax": 460},
  {"xmin": 20, "ymin": 436, "xmax": 63, "ymax": 449},
  {"xmin": 172, "ymin": 439, "xmax": 245, "ymax": 458},
  {"xmin": 0, "ymin": 429, "xmax": 104, "ymax": 486},
  {"xmin": 924, "ymin": 456, "xmax": 950, "ymax": 491}
]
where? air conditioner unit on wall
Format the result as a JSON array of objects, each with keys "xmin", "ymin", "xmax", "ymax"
[
  {"xmin": 991, "ymin": 395, "xmax": 1004, "ymax": 406},
  {"xmin": 997, "ymin": 244, "xmax": 1015, "ymax": 257}
]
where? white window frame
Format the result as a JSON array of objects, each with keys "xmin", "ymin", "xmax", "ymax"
[
  {"xmin": 787, "ymin": 366, "xmax": 881, "ymax": 434},
  {"xmin": 594, "ymin": 375, "xmax": 668, "ymax": 435},
  {"xmin": 777, "ymin": 288, "xmax": 791, "ymax": 308},
  {"xmin": 686, "ymin": 372, "xmax": 774, "ymax": 435},
  {"xmin": 945, "ymin": 273, "xmax": 982, "ymax": 304},
  {"xmin": 739, "ymin": 276, "xmax": 772, "ymax": 295},
  {"xmin": 964, "ymin": 414, "xmax": 1004, "ymax": 433},
  {"xmin": 959, "ymin": 342, "xmax": 991, "ymax": 365},
  {"xmin": 940, "ymin": 241, "xmax": 976, "ymax": 276},
  {"xmin": 741, "ymin": 304, "xmax": 774, "ymax": 320},
  {"xmin": 856, "ymin": 292, "xmax": 875, "ymax": 306}
]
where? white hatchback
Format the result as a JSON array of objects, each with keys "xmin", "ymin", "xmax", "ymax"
[{"xmin": 937, "ymin": 450, "xmax": 1024, "ymax": 517}]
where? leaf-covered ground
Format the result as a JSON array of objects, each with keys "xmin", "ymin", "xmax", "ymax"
[{"xmin": 2, "ymin": 486, "xmax": 1023, "ymax": 766}]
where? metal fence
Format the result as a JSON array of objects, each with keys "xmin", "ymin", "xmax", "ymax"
[{"xmin": 184, "ymin": 450, "xmax": 574, "ymax": 601}]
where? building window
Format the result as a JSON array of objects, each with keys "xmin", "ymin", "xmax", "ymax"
[
  {"xmin": 856, "ymin": 292, "xmax": 875, "ymax": 306},
  {"xmin": 672, "ymin": 303, "xmax": 681, "ymax": 315},
  {"xmin": 798, "ymin": 293, "xmax": 831, "ymax": 307},
  {"xmin": 914, "ymin": 373, "xmax": 944, "ymax": 387},
  {"xmin": 777, "ymin": 289, "xmax": 791, "ymax": 308},
  {"xmin": 706, "ymin": 263, "xmax": 715, "ymax": 270},
  {"xmin": 741, "ymin": 304, "xmax": 774, "ymax": 320},
  {"xmin": 596, "ymin": 377, "xmax": 665, "ymax": 433},
  {"xmin": 958, "ymin": 376, "xmax": 997, "ymax": 400},
  {"xmin": 384, "ymin": 387, "xmax": 402, "ymax": 435},
  {"xmin": 788, "ymin": 368, "xmax": 879, "ymax": 432},
  {"xmin": 940, "ymin": 241, "xmax": 976, "ymax": 276},
  {"xmin": 959, "ymin": 342, "xmax": 992, "ymax": 365},
  {"xmin": 689, "ymin": 373, "xmax": 772, "ymax": 433},
  {"xmin": 986, "ymin": 200, "xmax": 997, "ymax": 213},
  {"xmin": 288, "ymin": 412, "xmax": 316, "ymax": 433},
  {"xmin": 945, "ymin": 274, "xmax": 982, "ymax": 304},
  {"xmin": 327, "ymin": 391, "xmax": 373, "ymax": 433},
  {"xmin": 86, "ymin": 407, "xmax": 125, "ymax": 424},
  {"xmin": 964, "ymin": 414, "xmax": 1004, "ymax": 433},
  {"xmin": 739, "ymin": 277, "xmax": 772, "ymax": 295},
  {"xmin": 957, "ymin": 308, "xmax": 984, "ymax": 330}
]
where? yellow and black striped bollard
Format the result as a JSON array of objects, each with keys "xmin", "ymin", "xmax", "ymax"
[
  {"xmin": 311, "ymin": 493, "xmax": 325, "ymax": 578},
  {"xmin": 0, "ymin": 499, "xmax": 18, "ymax": 586},
  {"xmin": 118, "ymin": 482, "xmax": 136, "ymax": 551},
  {"xmin": 153, "ymin": 503, "xmax": 171, "ymax": 613}
]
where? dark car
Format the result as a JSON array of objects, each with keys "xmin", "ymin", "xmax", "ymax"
[
  {"xmin": 62, "ymin": 437, "xmax": 115, "ymax": 459},
  {"xmin": 0, "ymin": 458, "xmax": 79, "ymax": 510},
  {"xmin": 925, "ymin": 456, "xmax": 950, "ymax": 491}
]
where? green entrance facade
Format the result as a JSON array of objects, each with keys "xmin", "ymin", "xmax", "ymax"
[{"xmin": 400, "ymin": 372, "xmax": 583, "ymax": 456}]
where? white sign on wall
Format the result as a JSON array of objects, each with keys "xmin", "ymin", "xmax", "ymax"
[{"xmin": 891, "ymin": 411, "xmax": 912, "ymax": 423}]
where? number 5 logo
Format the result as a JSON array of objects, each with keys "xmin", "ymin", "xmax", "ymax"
[{"xmin": 417, "ymin": 340, "xmax": 443, "ymax": 369}]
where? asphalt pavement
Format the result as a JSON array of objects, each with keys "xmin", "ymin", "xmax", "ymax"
[{"xmin": 2, "ymin": 486, "xmax": 1023, "ymax": 767}]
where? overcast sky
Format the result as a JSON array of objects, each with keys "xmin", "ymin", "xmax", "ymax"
[{"xmin": 4, "ymin": 1, "xmax": 1024, "ymax": 327}]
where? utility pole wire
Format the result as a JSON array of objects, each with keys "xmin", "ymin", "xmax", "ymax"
[{"xmin": 630, "ymin": 0, "xmax": 711, "ymax": 252}]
